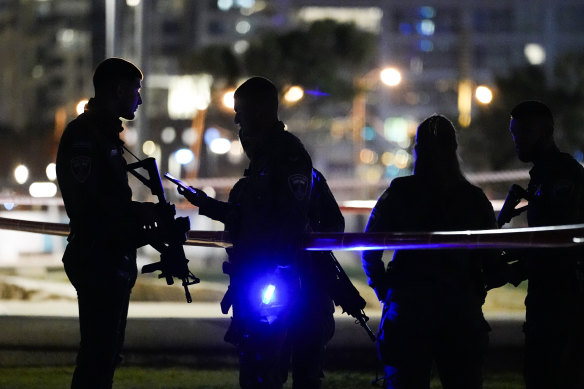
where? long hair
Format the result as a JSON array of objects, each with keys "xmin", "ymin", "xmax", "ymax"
[{"xmin": 413, "ymin": 115, "xmax": 466, "ymax": 186}]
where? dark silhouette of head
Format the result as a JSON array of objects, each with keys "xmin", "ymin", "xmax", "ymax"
[
  {"xmin": 234, "ymin": 76, "xmax": 280, "ymax": 158},
  {"xmin": 509, "ymin": 100, "xmax": 555, "ymax": 163},
  {"xmin": 414, "ymin": 114, "xmax": 464, "ymax": 184},
  {"xmin": 92, "ymin": 57, "xmax": 143, "ymax": 120}
]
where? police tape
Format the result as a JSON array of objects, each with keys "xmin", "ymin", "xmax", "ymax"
[{"xmin": 1, "ymin": 216, "xmax": 584, "ymax": 251}]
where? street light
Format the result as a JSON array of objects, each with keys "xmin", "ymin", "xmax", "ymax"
[
  {"xmin": 380, "ymin": 67, "xmax": 402, "ymax": 87},
  {"xmin": 222, "ymin": 89, "xmax": 235, "ymax": 110},
  {"xmin": 14, "ymin": 165, "xmax": 29, "ymax": 185},
  {"xmin": 475, "ymin": 85, "xmax": 493, "ymax": 105},
  {"xmin": 46, "ymin": 163, "xmax": 57, "ymax": 181},
  {"xmin": 353, "ymin": 66, "xmax": 403, "ymax": 173},
  {"xmin": 283, "ymin": 86, "xmax": 304, "ymax": 104},
  {"xmin": 209, "ymin": 138, "xmax": 232, "ymax": 155},
  {"xmin": 29, "ymin": 182, "xmax": 58, "ymax": 198},
  {"xmin": 76, "ymin": 99, "xmax": 89, "ymax": 115}
]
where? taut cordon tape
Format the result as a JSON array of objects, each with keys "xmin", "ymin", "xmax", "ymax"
[{"xmin": 2, "ymin": 216, "xmax": 584, "ymax": 251}]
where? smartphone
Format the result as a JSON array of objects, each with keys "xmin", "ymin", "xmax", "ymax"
[{"xmin": 164, "ymin": 173, "xmax": 197, "ymax": 194}]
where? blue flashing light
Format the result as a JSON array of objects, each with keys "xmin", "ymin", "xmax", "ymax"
[
  {"xmin": 361, "ymin": 126, "xmax": 376, "ymax": 141},
  {"xmin": 385, "ymin": 165, "xmax": 400, "ymax": 178},
  {"xmin": 417, "ymin": 20, "xmax": 435, "ymax": 36},
  {"xmin": 305, "ymin": 89, "xmax": 330, "ymax": 97},
  {"xmin": 574, "ymin": 150, "xmax": 583, "ymax": 163},
  {"xmin": 204, "ymin": 127, "xmax": 220, "ymax": 146},
  {"xmin": 262, "ymin": 284, "xmax": 276, "ymax": 305},
  {"xmin": 399, "ymin": 23, "xmax": 413, "ymax": 35},
  {"xmin": 174, "ymin": 148, "xmax": 195, "ymax": 165},
  {"xmin": 419, "ymin": 6, "xmax": 436, "ymax": 19},
  {"xmin": 418, "ymin": 40, "xmax": 434, "ymax": 52}
]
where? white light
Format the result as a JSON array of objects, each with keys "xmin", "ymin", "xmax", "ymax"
[
  {"xmin": 209, "ymin": 138, "xmax": 232, "ymax": 154},
  {"xmin": 142, "ymin": 140, "xmax": 156, "ymax": 156},
  {"xmin": 262, "ymin": 284, "xmax": 275, "ymax": 304},
  {"xmin": 204, "ymin": 127, "xmax": 220, "ymax": 146},
  {"xmin": 3, "ymin": 203, "xmax": 15, "ymax": 211},
  {"xmin": 223, "ymin": 90, "xmax": 235, "ymax": 109},
  {"xmin": 524, "ymin": 43, "xmax": 546, "ymax": 65},
  {"xmin": 123, "ymin": 127, "xmax": 138, "ymax": 146},
  {"xmin": 297, "ymin": 7, "xmax": 383, "ymax": 33},
  {"xmin": 384, "ymin": 117, "xmax": 409, "ymax": 143},
  {"xmin": 341, "ymin": 200, "xmax": 377, "ymax": 209},
  {"xmin": 284, "ymin": 86, "xmax": 304, "ymax": 103},
  {"xmin": 29, "ymin": 182, "xmax": 57, "ymax": 198},
  {"xmin": 32, "ymin": 65, "xmax": 44, "ymax": 79},
  {"xmin": 475, "ymin": 86, "xmax": 493, "ymax": 104},
  {"xmin": 228, "ymin": 139, "xmax": 244, "ymax": 163},
  {"xmin": 236, "ymin": 0, "xmax": 255, "ymax": 8},
  {"xmin": 58, "ymin": 29, "xmax": 75, "ymax": 45},
  {"xmin": 14, "ymin": 165, "xmax": 29, "ymax": 184},
  {"xmin": 217, "ymin": 0, "xmax": 233, "ymax": 11},
  {"xmin": 76, "ymin": 100, "xmax": 89, "ymax": 115},
  {"xmin": 167, "ymin": 75, "xmax": 213, "ymax": 120},
  {"xmin": 233, "ymin": 40, "xmax": 250, "ymax": 54},
  {"xmin": 418, "ymin": 19, "xmax": 435, "ymax": 36},
  {"xmin": 202, "ymin": 186, "xmax": 217, "ymax": 199},
  {"xmin": 395, "ymin": 149, "xmax": 410, "ymax": 169},
  {"xmin": 46, "ymin": 163, "xmax": 57, "ymax": 181},
  {"xmin": 236, "ymin": 20, "xmax": 251, "ymax": 34},
  {"xmin": 174, "ymin": 149, "xmax": 195, "ymax": 165},
  {"xmin": 182, "ymin": 128, "xmax": 198, "ymax": 146},
  {"xmin": 380, "ymin": 67, "xmax": 402, "ymax": 87},
  {"xmin": 161, "ymin": 127, "xmax": 176, "ymax": 144},
  {"xmin": 126, "ymin": 0, "xmax": 141, "ymax": 6}
]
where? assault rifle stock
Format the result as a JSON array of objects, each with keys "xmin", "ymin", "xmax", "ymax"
[
  {"xmin": 328, "ymin": 253, "xmax": 376, "ymax": 341},
  {"xmin": 127, "ymin": 157, "xmax": 200, "ymax": 303}
]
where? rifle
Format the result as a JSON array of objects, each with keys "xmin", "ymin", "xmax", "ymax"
[
  {"xmin": 497, "ymin": 184, "xmax": 530, "ymax": 228},
  {"xmin": 328, "ymin": 252, "xmax": 376, "ymax": 341},
  {"xmin": 126, "ymin": 156, "xmax": 200, "ymax": 303}
]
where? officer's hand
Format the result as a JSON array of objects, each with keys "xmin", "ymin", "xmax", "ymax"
[{"xmin": 178, "ymin": 186, "xmax": 208, "ymax": 208}]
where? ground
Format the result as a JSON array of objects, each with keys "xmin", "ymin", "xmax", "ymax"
[{"xmin": 0, "ymin": 366, "xmax": 524, "ymax": 389}]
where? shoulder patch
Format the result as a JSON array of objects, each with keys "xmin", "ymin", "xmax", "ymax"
[
  {"xmin": 288, "ymin": 174, "xmax": 309, "ymax": 201},
  {"xmin": 110, "ymin": 147, "xmax": 121, "ymax": 157},
  {"xmin": 70, "ymin": 156, "xmax": 92, "ymax": 183}
]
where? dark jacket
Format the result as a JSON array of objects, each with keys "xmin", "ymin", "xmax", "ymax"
[
  {"xmin": 56, "ymin": 99, "xmax": 144, "ymax": 254},
  {"xmin": 524, "ymin": 150, "xmax": 584, "ymax": 304},
  {"xmin": 362, "ymin": 175, "xmax": 497, "ymax": 303},
  {"xmin": 200, "ymin": 123, "xmax": 313, "ymax": 276}
]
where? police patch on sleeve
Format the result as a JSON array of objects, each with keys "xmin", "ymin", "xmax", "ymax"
[
  {"xmin": 70, "ymin": 156, "xmax": 92, "ymax": 183},
  {"xmin": 288, "ymin": 174, "xmax": 309, "ymax": 201}
]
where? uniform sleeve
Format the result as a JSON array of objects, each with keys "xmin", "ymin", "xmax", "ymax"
[
  {"xmin": 271, "ymin": 150, "xmax": 313, "ymax": 258},
  {"xmin": 538, "ymin": 164, "xmax": 584, "ymax": 225},
  {"xmin": 473, "ymin": 189, "xmax": 516, "ymax": 290},
  {"xmin": 228, "ymin": 147, "xmax": 312, "ymax": 267},
  {"xmin": 58, "ymin": 120, "xmax": 137, "ymax": 249},
  {"xmin": 362, "ymin": 187, "xmax": 394, "ymax": 301},
  {"xmin": 199, "ymin": 198, "xmax": 232, "ymax": 223}
]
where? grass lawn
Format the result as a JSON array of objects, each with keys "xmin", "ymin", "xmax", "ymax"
[{"xmin": 0, "ymin": 366, "xmax": 523, "ymax": 389}]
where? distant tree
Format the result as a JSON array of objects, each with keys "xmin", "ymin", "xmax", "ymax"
[
  {"xmin": 244, "ymin": 20, "xmax": 377, "ymax": 102},
  {"xmin": 179, "ymin": 45, "xmax": 240, "ymax": 85},
  {"xmin": 459, "ymin": 55, "xmax": 584, "ymax": 173},
  {"xmin": 180, "ymin": 20, "xmax": 378, "ymax": 103}
]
